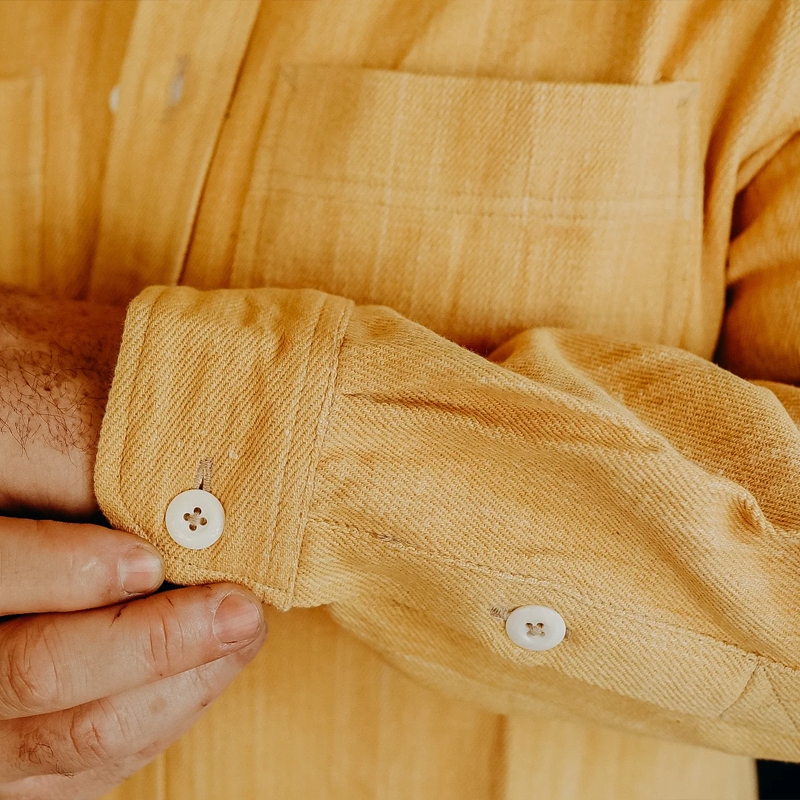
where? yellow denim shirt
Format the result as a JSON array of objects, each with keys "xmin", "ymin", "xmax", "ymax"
[{"xmin": 3, "ymin": 0, "xmax": 800, "ymax": 773}]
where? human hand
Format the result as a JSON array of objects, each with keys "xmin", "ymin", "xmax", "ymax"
[
  {"xmin": 0, "ymin": 516, "xmax": 266, "ymax": 800},
  {"xmin": 0, "ymin": 289, "xmax": 268, "ymax": 798}
]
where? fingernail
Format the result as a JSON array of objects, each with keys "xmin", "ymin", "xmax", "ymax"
[
  {"xmin": 213, "ymin": 593, "xmax": 263, "ymax": 644},
  {"xmin": 119, "ymin": 546, "xmax": 164, "ymax": 594}
]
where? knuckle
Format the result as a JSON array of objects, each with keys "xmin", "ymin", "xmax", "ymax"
[
  {"xmin": 189, "ymin": 664, "xmax": 220, "ymax": 711},
  {"xmin": 0, "ymin": 619, "xmax": 63, "ymax": 714},
  {"xmin": 143, "ymin": 600, "xmax": 189, "ymax": 679},
  {"xmin": 16, "ymin": 728, "xmax": 63, "ymax": 776},
  {"xmin": 64, "ymin": 699, "xmax": 121, "ymax": 769}
]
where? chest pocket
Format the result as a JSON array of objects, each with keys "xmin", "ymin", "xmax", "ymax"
[{"xmin": 231, "ymin": 65, "xmax": 702, "ymax": 352}]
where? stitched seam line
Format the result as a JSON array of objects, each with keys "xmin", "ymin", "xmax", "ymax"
[
  {"xmin": 177, "ymin": 565, "xmax": 292, "ymax": 608},
  {"xmin": 765, "ymin": 668, "xmax": 800, "ymax": 734},
  {"xmin": 394, "ymin": 649, "xmax": 713, "ymax": 725},
  {"xmin": 285, "ymin": 297, "xmax": 354, "ymax": 605},
  {"xmin": 392, "ymin": 649, "xmax": 800, "ymax": 741},
  {"xmin": 265, "ymin": 183, "xmax": 696, "ymax": 223},
  {"xmin": 116, "ymin": 286, "xmax": 171, "ymax": 537},
  {"xmin": 268, "ymin": 170, "xmax": 698, "ymax": 208},
  {"xmin": 265, "ymin": 294, "xmax": 327, "ymax": 595},
  {"xmin": 310, "ymin": 515, "xmax": 800, "ymax": 674},
  {"xmin": 718, "ymin": 662, "xmax": 759, "ymax": 718}
]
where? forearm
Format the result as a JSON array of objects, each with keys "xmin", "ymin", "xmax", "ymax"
[{"xmin": 0, "ymin": 287, "xmax": 124, "ymax": 518}]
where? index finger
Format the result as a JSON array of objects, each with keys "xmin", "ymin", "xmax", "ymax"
[{"xmin": 0, "ymin": 517, "xmax": 164, "ymax": 615}]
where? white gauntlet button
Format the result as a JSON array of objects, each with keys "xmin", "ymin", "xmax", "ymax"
[
  {"xmin": 165, "ymin": 489, "xmax": 225, "ymax": 550},
  {"xmin": 505, "ymin": 605, "xmax": 566, "ymax": 651}
]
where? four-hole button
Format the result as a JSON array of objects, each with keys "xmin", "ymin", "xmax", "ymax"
[
  {"xmin": 505, "ymin": 605, "xmax": 566, "ymax": 651},
  {"xmin": 165, "ymin": 489, "xmax": 225, "ymax": 550}
]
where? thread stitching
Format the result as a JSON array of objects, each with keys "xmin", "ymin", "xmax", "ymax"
[
  {"xmin": 285, "ymin": 297, "xmax": 354, "ymax": 604},
  {"xmin": 310, "ymin": 515, "xmax": 800, "ymax": 673}
]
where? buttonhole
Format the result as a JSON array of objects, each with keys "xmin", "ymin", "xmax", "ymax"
[{"xmin": 196, "ymin": 458, "xmax": 213, "ymax": 492}]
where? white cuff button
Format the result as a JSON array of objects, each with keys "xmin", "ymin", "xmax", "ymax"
[
  {"xmin": 505, "ymin": 605, "xmax": 566, "ymax": 652},
  {"xmin": 165, "ymin": 489, "xmax": 225, "ymax": 550}
]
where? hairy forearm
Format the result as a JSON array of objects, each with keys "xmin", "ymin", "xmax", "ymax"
[{"xmin": 0, "ymin": 287, "xmax": 124, "ymax": 518}]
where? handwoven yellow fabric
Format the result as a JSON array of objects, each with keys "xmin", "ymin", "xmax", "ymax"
[{"xmin": 2, "ymin": 0, "xmax": 800, "ymax": 767}]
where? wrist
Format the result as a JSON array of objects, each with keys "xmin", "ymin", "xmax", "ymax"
[{"xmin": 0, "ymin": 288, "xmax": 125, "ymax": 519}]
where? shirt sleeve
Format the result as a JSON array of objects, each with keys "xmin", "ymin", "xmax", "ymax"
[{"xmin": 94, "ymin": 181, "xmax": 800, "ymax": 760}]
